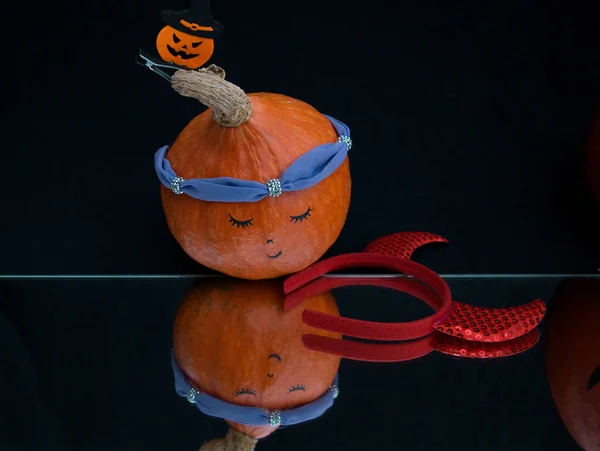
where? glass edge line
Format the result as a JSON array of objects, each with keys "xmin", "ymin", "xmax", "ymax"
[{"xmin": 0, "ymin": 273, "xmax": 599, "ymax": 280}]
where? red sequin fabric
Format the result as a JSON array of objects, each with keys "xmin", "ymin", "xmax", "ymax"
[
  {"xmin": 432, "ymin": 329, "xmax": 541, "ymax": 358},
  {"xmin": 433, "ymin": 299, "xmax": 546, "ymax": 342},
  {"xmin": 364, "ymin": 231, "xmax": 448, "ymax": 259}
]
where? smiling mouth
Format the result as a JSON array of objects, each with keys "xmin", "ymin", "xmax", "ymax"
[
  {"xmin": 166, "ymin": 45, "xmax": 199, "ymax": 59},
  {"xmin": 267, "ymin": 251, "xmax": 283, "ymax": 259}
]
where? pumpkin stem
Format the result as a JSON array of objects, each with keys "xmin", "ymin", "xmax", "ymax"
[
  {"xmin": 171, "ymin": 65, "xmax": 253, "ymax": 127},
  {"xmin": 200, "ymin": 428, "xmax": 258, "ymax": 451}
]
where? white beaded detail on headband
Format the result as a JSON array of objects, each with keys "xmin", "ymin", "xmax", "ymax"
[
  {"xmin": 268, "ymin": 410, "xmax": 282, "ymax": 427},
  {"xmin": 186, "ymin": 387, "xmax": 200, "ymax": 404},
  {"xmin": 337, "ymin": 135, "xmax": 352, "ymax": 150},
  {"xmin": 266, "ymin": 179, "xmax": 282, "ymax": 197},
  {"xmin": 329, "ymin": 383, "xmax": 340, "ymax": 399},
  {"xmin": 170, "ymin": 176, "xmax": 185, "ymax": 195}
]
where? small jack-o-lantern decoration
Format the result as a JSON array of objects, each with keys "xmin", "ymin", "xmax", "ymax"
[
  {"xmin": 545, "ymin": 279, "xmax": 600, "ymax": 450},
  {"xmin": 156, "ymin": 26, "xmax": 215, "ymax": 69},
  {"xmin": 173, "ymin": 278, "xmax": 341, "ymax": 450},
  {"xmin": 156, "ymin": 0, "xmax": 223, "ymax": 69}
]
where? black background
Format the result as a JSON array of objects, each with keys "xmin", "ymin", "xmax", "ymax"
[
  {"xmin": 1, "ymin": 0, "xmax": 600, "ymax": 275},
  {"xmin": 2, "ymin": 2, "xmax": 599, "ymax": 449},
  {"xmin": 0, "ymin": 277, "xmax": 582, "ymax": 450}
]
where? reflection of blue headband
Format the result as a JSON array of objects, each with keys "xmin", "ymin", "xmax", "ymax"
[
  {"xmin": 155, "ymin": 115, "xmax": 351, "ymax": 203},
  {"xmin": 171, "ymin": 350, "xmax": 339, "ymax": 427}
]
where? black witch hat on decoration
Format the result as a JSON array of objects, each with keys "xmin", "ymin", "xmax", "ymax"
[{"xmin": 161, "ymin": 0, "xmax": 224, "ymax": 38}]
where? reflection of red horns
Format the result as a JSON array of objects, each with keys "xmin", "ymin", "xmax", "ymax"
[
  {"xmin": 433, "ymin": 299, "xmax": 546, "ymax": 343},
  {"xmin": 300, "ymin": 328, "xmax": 542, "ymax": 362},
  {"xmin": 301, "ymin": 333, "xmax": 436, "ymax": 363},
  {"xmin": 432, "ymin": 329, "xmax": 541, "ymax": 358},
  {"xmin": 293, "ymin": 277, "xmax": 543, "ymax": 362}
]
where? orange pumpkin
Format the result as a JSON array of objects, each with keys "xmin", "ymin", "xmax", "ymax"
[
  {"xmin": 586, "ymin": 109, "xmax": 600, "ymax": 206},
  {"xmin": 155, "ymin": 25, "xmax": 215, "ymax": 69},
  {"xmin": 545, "ymin": 279, "xmax": 600, "ymax": 450},
  {"xmin": 173, "ymin": 278, "xmax": 341, "ymax": 449},
  {"xmin": 161, "ymin": 67, "xmax": 351, "ymax": 279}
]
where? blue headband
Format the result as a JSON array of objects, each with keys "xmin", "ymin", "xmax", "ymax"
[
  {"xmin": 154, "ymin": 115, "xmax": 351, "ymax": 203},
  {"xmin": 171, "ymin": 350, "xmax": 339, "ymax": 427}
]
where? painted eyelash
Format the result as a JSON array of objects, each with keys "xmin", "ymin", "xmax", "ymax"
[
  {"xmin": 229, "ymin": 214, "xmax": 254, "ymax": 229},
  {"xmin": 235, "ymin": 387, "xmax": 257, "ymax": 397},
  {"xmin": 290, "ymin": 207, "xmax": 312, "ymax": 224},
  {"xmin": 288, "ymin": 384, "xmax": 307, "ymax": 393}
]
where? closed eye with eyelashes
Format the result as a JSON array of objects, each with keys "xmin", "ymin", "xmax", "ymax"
[
  {"xmin": 228, "ymin": 208, "xmax": 312, "ymax": 228},
  {"xmin": 228, "ymin": 214, "xmax": 253, "ymax": 229},
  {"xmin": 288, "ymin": 384, "xmax": 307, "ymax": 393},
  {"xmin": 235, "ymin": 387, "xmax": 257, "ymax": 397},
  {"xmin": 290, "ymin": 207, "xmax": 312, "ymax": 224}
]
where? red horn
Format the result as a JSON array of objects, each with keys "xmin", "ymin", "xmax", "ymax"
[{"xmin": 364, "ymin": 231, "xmax": 448, "ymax": 260}]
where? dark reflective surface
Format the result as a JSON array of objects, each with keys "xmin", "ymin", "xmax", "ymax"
[{"xmin": 1, "ymin": 276, "xmax": 590, "ymax": 450}]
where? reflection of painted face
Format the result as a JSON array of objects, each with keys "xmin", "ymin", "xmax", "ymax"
[
  {"xmin": 226, "ymin": 343, "xmax": 332, "ymax": 410},
  {"xmin": 234, "ymin": 353, "xmax": 309, "ymax": 399},
  {"xmin": 173, "ymin": 279, "xmax": 341, "ymax": 417},
  {"xmin": 546, "ymin": 280, "xmax": 600, "ymax": 450}
]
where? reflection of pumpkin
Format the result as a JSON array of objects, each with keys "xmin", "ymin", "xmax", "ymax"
[
  {"xmin": 545, "ymin": 279, "xmax": 600, "ymax": 450},
  {"xmin": 156, "ymin": 25, "xmax": 215, "ymax": 69},
  {"xmin": 173, "ymin": 278, "xmax": 341, "ymax": 449},
  {"xmin": 586, "ymin": 109, "xmax": 600, "ymax": 206},
  {"xmin": 162, "ymin": 68, "xmax": 351, "ymax": 280}
]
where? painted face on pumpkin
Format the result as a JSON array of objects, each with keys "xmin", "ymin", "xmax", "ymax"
[
  {"xmin": 545, "ymin": 279, "xmax": 600, "ymax": 450},
  {"xmin": 228, "ymin": 206, "xmax": 313, "ymax": 260},
  {"xmin": 162, "ymin": 151, "xmax": 350, "ymax": 280},
  {"xmin": 155, "ymin": 24, "xmax": 215, "ymax": 69}
]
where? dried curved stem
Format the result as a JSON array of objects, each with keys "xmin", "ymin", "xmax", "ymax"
[
  {"xmin": 200, "ymin": 428, "xmax": 258, "ymax": 451},
  {"xmin": 171, "ymin": 65, "xmax": 252, "ymax": 127}
]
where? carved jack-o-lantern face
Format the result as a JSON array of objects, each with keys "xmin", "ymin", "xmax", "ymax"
[
  {"xmin": 545, "ymin": 279, "xmax": 600, "ymax": 450},
  {"xmin": 155, "ymin": 25, "xmax": 215, "ymax": 69}
]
